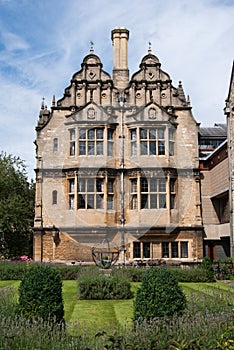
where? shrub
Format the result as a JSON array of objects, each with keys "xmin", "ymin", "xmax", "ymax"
[
  {"xmin": 0, "ymin": 261, "xmax": 29, "ymax": 280},
  {"xmin": 170, "ymin": 266, "xmax": 216, "ymax": 282},
  {"xmin": 111, "ymin": 266, "xmax": 144, "ymax": 282},
  {"xmin": 201, "ymin": 257, "xmax": 215, "ymax": 281},
  {"xmin": 133, "ymin": 267, "xmax": 186, "ymax": 321},
  {"xmin": 78, "ymin": 268, "xmax": 133, "ymax": 300},
  {"xmin": 18, "ymin": 264, "xmax": 64, "ymax": 324}
]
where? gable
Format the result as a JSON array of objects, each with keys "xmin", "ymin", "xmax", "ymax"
[
  {"xmin": 125, "ymin": 102, "xmax": 177, "ymax": 125},
  {"xmin": 65, "ymin": 102, "xmax": 117, "ymax": 125}
]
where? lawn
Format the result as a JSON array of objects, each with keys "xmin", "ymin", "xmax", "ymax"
[{"xmin": 1, "ymin": 280, "xmax": 233, "ymax": 333}]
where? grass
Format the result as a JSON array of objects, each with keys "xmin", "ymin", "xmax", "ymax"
[
  {"xmin": 1, "ymin": 280, "xmax": 232, "ymax": 331},
  {"xmin": 0, "ymin": 280, "xmax": 233, "ymax": 349}
]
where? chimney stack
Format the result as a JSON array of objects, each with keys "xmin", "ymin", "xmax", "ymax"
[{"xmin": 111, "ymin": 27, "xmax": 129, "ymax": 90}]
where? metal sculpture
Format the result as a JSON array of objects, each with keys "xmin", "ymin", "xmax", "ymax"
[{"xmin": 92, "ymin": 239, "xmax": 119, "ymax": 269}]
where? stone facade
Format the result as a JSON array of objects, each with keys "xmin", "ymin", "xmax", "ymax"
[{"xmin": 33, "ymin": 27, "xmax": 204, "ymax": 263}]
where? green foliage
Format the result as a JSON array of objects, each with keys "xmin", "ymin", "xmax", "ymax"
[
  {"xmin": 0, "ymin": 152, "xmax": 35, "ymax": 259},
  {"xmin": 0, "ymin": 261, "xmax": 29, "ymax": 280},
  {"xmin": 201, "ymin": 257, "xmax": 215, "ymax": 281},
  {"xmin": 18, "ymin": 264, "xmax": 64, "ymax": 324},
  {"xmin": 171, "ymin": 266, "xmax": 216, "ymax": 282},
  {"xmin": 134, "ymin": 267, "xmax": 187, "ymax": 321},
  {"xmin": 111, "ymin": 266, "xmax": 144, "ymax": 282},
  {"xmin": 78, "ymin": 268, "xmax": 133, "ymax": 300}
]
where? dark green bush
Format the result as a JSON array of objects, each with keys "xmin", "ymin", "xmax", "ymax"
[
  {"xmin": 78, "ymin": 268, "xmax": 133, "ymax": 300},
  {"xmin": 0, "ymin": 261, "xmax": 29, "ymax": 280},
  {"xmin": 111, "ymin": 266, "xmax": 144, "ymax": 282},
  {"xmin": 134, "ymin": 267, "xmax": 186, "ymax": 321},
  {"xmin": 201, "ymin": 257, "xmax": 215, "ymax": 281},
  {"xmin": 170, "ymin": 266, "xmax": 216, "ymax": 282},
  {"xmin": 18, "ymin": 264, "xmax": 64, "ymax": 324}
]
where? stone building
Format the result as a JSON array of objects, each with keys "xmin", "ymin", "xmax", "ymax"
[{"xmin": 33, "ymin": 27, "xmax": 204, "ymax": 263}]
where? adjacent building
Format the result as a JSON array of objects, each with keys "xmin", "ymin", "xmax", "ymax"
[{"xmin": 34, "ymin": 27, "xmax": 213, "ymax": 263}]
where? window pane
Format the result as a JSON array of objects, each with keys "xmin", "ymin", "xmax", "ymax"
[
  {"xmin": 158, "ymin": 128, "xmax": 165, "ymax": 139},
  {"xmin": 78, "ymin": 194, "xmax": 85, "ymax": 209},
  {"xmin": 149, "ymin": 129, "xmax": 156, "ymax": 139},
  {"xmin": 149, "ymin": 141, "xmax": 156, "ymax": 155},
  {"xmin": 131, "ymin": 179, "xmax": 137, "ymax": 192},
  {"xmin": 158, "ymin": 179, "xmax": 166, "ymax": 192},
  {"xmin": 96, "ymin": 129, "xmax": 103, "ymax": 139},
  {"xmin": 140, "ymin": 141, "xmax": 147, "ymax": 155},
  {"xmin": 52, "ymin": 190, "xmax": 57, "ymax": 205},
  {"xmin": 158, "ymin": 141, "xmax": 165, "ymax": 155},
  {"xmin": 181, "ymin": 242, "xmax": 188, "ymax": 258},
  {"xmin": 69, "ymin": 195, "xmax": 75, "ymax": 210},
  {"xmin": 150, "ymin": 179, "xmax": 157, "ymax": 192},
  {"xmin": 53, "ymin": 138, "xmax": 58, "ymax": 152},
  {"xmin": 70, "ymin": 129, "xmax": 75, "ymax": 140},
  {"xmin": 131, "ymin": 194, "xmax": 138, "ymax": 209},
  {"xmin": 169, "ymin": 141, "xmax": 174, "ymax": 156},
  {"xmin": 108, "ymin": 129, "xmax": 114, "ymax": 140},
  {"xmin": 88, "ymin": 141, "xmax": 94, "ymax": 155},
  {"xmin": 108, "ymin": 180, "xmax": 114, "ymax": 193},
  {"xmin": 133, "ymin": 242, "xmax": 141, "ymax": 258},
  {"xmin": 69, "ymin": 179, "xmax": 75, "ymax": 192},
  {"xmin": 87, "ymin": 179, "xmax": 94, "ymax": 192},
  {"xmin": 162, "ymin": 242, "xmax": 169, "ymax": 258},
  {"xmin": 78, "ymin": 179, "xmax": 86, "ymax": 192},
  {"xmin": 96, "ymin": 194, "xmax": 104, "ymax": 209},
  {"xmin": 96, "ymin": 178, "xmax": 104, "ymax": 192},
  {"xmin": 143, "ymin": 242, "xmax": 150, "ymax": 258},
  {"xmin": 131, "ymin": 129, "xmax": 136, "ymax": 140},
  {"xmin": 159, "ymin": 194, "xmax": 166, "ymax": 208},
  {"xmin": 141, "ymin": 194, "xmax": 148, "ymax": 209},
  {"xmin": 172, "ymin": 242, "xmax": 178, "ymax": 258},
  {"xmin": 70, "ymin": 142, "xmax": 75, "ymax": 156},
  {"xmin": 169, "ymin": 129, "xmax": 174, "ymax": 141},
  {"xmin": 87, "ymin": 194, "xmax": 94, "ymax": 209},
  {"xmin": 140, "ymin": 129, "xmax": 147, "ymax": 139},
  {"xmin": 79, "ymin": 129, "xmax": 86, "ymax": 139},
  {"xmin": 88, "ymin": 129, "xmax": 95, "ymax": 139},
  {"xmin": 96, "ymin": 141, "xmax": 103, "ymax": 155},
  {"xmin": 107, "ymin": 195, "xmax": 114, "ymax": 210},
  {"xmin": 141, "ymin": 178, "xmax": 148, "ymax": 192},
  {"xmin": 108, "ymin": 142, "xmax": 113, "ymax": 156},
  {"xmin": 131, "ymin": 141, "xmax": 137, "ymax": 156},
  {"xmin": 79, "ymin": 141, "xmax": 85, "ymax": 155},
  {"xmin": 150, "ymin": 194, "xmax": 157, "ymax": 208}
]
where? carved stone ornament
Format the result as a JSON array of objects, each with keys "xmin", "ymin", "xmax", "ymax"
[
  {"xmin": 87, "ymin": 107, "xmax": 95, "ymax": 119},
  {"xmin": 148, "ymin": 107, "xmax": 157, "ymax": 119}
]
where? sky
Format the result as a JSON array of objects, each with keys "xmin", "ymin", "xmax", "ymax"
[{"xmin": 0, "ymin": 0, "xmax": 233, "ymax": 179}]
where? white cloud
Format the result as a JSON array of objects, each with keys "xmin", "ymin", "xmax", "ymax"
[{"xmin": 0, "ymin": 0, "xmax": 233, "ymax": 178}]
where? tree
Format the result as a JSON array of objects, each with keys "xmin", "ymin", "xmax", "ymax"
[
  {"xmin": 134, "ymin": 267, "xmax": 187, "ymax": 321},
  {"xmin": 0, "ymin": 152, "xmax": 34, "ymax": 258}
]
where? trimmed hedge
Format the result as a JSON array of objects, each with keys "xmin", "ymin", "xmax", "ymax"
[
  {"xmin": 134, "ymin": 267, "xmax": 187, "ymax": 321},
  {"xmin": 170, "ymin": 266, "xmax": 215, "ymax": 282},
  {"xmin": 18, "ymin": 264, "xmax": 64, "ymax": 324},
  {"xmin": 78, "ymin": 268, "xmax": 133, "ymax": 300},
  {"xmin": 0, "ymin": 261, "xmax": 82, "ymax": 280}
]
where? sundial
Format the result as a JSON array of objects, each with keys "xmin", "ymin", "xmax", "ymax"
[{"xmin": 92, "ymin": 239, "xmax": 119, "ymax": 269}]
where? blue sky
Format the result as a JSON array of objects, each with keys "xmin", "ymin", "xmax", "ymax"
[{"xmin": 0, "ymin": 0, "xmax": 233, "ymax": 179}]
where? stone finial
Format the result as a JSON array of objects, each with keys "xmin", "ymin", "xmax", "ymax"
[
  {"xmin": 90, "ymin": 41, "xmax": 94, "ymax": 53},
  {"xmin": 52, "ymin": 95, "xmax": 56, "ymax": 107},
  {"xmin": 148, "ymin": 41, "xmax": 152, "ymax": 54},
  {"xmin": 177, "ymin": 81, "xmax": 186, "ymax": 102}
]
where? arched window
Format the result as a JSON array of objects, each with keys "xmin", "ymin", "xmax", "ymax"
[
  {"xmin": 52, "ymin": 190, "xmax": 57, "ymax": 205},
  {"xmin": 53, "ymin": 138, "xmax": 58, "ymax": 153}
]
